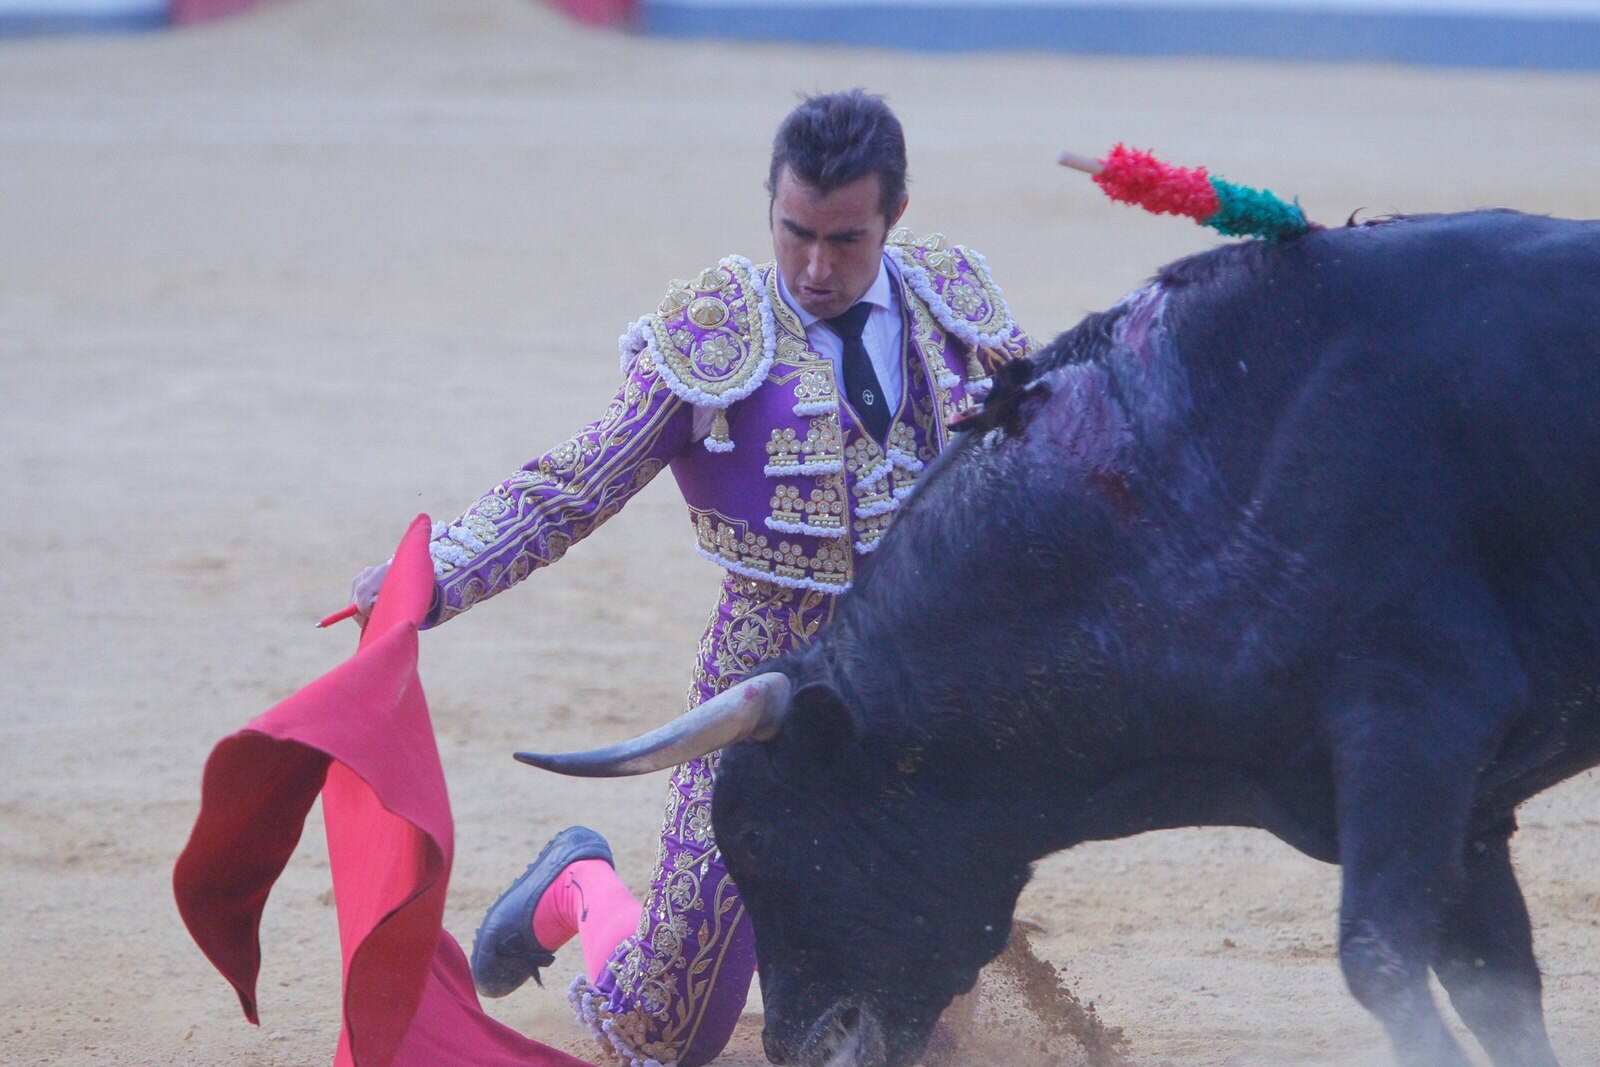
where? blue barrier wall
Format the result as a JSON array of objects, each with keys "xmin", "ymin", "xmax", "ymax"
[
  {"xmin": 636, "ymin": 0, "xmax": 1600, "ymax": 69},
  {"xmin": 0, "ymin": 0, "xmax": 165, "ymax": 34}
]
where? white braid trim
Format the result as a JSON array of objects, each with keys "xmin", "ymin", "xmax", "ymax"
[
  {"xmin": 618, "ymin": 314, "xmax": 652, "ymax": 377},
  {"xmin": 854, "ymin": 536, "xmax": 883, "ymax": 555},
  {"xmin": 886, "ymin": 244, "xmax": 1017, "ymax": 351},
  {"xmin": 693, "ymin": 544, "xmax": 852, "ymax": 594},
  {"xmin": 793, "ymin": 399, "xmax": 837, "ymax": 416},
  {"xmin": 567, "ymin": 975, "xmax": 673, "ymax": 1067},
  {"xmin": 746, "ymin": 254, "xmax": 780, "ymax": 373},
  {"xmin": 428, "ymin": 519, "xmax": 489, "ymax": 578},
  {"xmin": 765, "ymin": 516, "xmax": 849, "ymax": 538},
  {"xmin": 857, "ymin": 458, "xmax": 894, "ymax": 487},
  {"xmin": 852, "ymin": 448, "xmax": 924, "ymax": 518},
  {"xmin": 762, "ymin": 459, "xmax": 843, "ymax": 477},
  {"xmin": 704, "ymin": 437, "xmax": 735, "ymax": 453},
  {"xmin": 889, "ymin": 450, "xmax": 925, "ymax": 474}
]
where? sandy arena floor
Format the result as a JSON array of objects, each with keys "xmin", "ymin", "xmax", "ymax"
[{"xmin": 2, "ymin": 1, "xmax": 1597, "ymax": 1063}]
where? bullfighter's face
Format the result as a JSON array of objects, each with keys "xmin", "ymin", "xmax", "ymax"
[
  {"xmin": 714, "ymin": 684, "xmax": 1024, "ymax": 1067},
  {"xmin": 769, "ymin": 166, "xmax": 907, "ymax": 322}
]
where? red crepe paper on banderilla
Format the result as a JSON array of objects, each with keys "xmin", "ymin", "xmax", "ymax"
[{"xmin": 173, "ymin": 515, "xmax": 591, "ymax": 1067}]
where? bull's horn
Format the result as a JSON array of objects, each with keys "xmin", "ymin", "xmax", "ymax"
[{"xmin": 514, "ymin": 672, "xmax": 792, "ymax": 777}]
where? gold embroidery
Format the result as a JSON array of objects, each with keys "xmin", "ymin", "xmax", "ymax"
[
  {"xmin": 765, "ymin": 428, "xmax": 803, "ymax": 467},
  {"xmin": 768, "ymin": 483, "xmax": 844, "ymax": 529},
  {"xmin": 659, "ymin": 281, "xmax": 692, "ymax": 316},
  {"xmin": 765, "ymin": 263, "xmax": 806, "ymax": 341},
  {"xmin": 699, "ymin": 334, "xmax": 743, "ymax": 373},
  {"xmin": 763, "ymin": 416, "xmax": 842, "ymax": 469},
  {"xmin": 595, "ymin": 819, "xmax": 738, "ymax": 1063},
  {"xmin": 906, "ymin": 292, "xmax": 963, "ymax": 448},
  {"xmin": 776, "ymin": 333, "xmax": 812, "ymax": 362},
  {"xmin": 470, "ymin": 492, "xmax": 513, "ymax": 521},
  {"xmin": 648, "ymin": 258, "xmax": 770, "ymax": 403},
  {"xmin": 688, "ymin": 296, "xmax": 729, "ymax": 330},
  {"xmin": 947, "ymin": 279, "xmax": 985, "ymax": 316},
  {"xmin": 891, "ymin": 464, "xmax": 920, "ymax": 498},
  {"xmin": 768, "ymin": 484, "xmax": 802, "ymax": 524},
  {"xmin": 692, "ymin": 266, "xmax": 731, "ymax": 294},
  {"xmin": 886, "ymin": 422, "xmax": 918, "ymax": 456},
  {"xmin": 891, "ymin": 229, "xmax": 1016, "ymax": 340},
  {"xmin": 910, "ymin": 388, "xmax": 946, "ymax": 463},
  {"xmin": 707, "ymin": 577, "xmax": 840, "ymax": 688},
  {"xmin": 908, "ymin": 292, "xmax": 945, "ymax": 348},
  {"xmin": 793, "ymin": 365, "xmax": 834, "ymax": 405},
  {"xmin": 855, "ymin": 509, "xmax": 894, "ymax": 549},
  {"xmin": 921, "ymin": 233, "xmax": 961, "ymax": 280},
  {"xmin": 692, "ymin": 507, "xmax": 852, "ymax": 585}
]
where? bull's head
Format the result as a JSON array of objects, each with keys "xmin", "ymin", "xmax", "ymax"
[{"xmin": 516, "ymin": 672, "xmax": 1031, "ymax": 1067}]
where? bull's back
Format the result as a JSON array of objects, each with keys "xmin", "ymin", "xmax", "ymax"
[
  {"xmin": 1179, "ymin": 212, "xmax": 1600, "ymax": 563},
  {"xmin": 839, "ymin": 211, "xmax": 1600, "ymax": 808},
  {"xmin": 1205, "ymin": 213, "xmax": 1600, "ymax": 769}
]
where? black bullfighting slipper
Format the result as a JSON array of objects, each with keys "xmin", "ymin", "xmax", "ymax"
[{"xmin": 470, "ymin": 825, "xmax": 613, "ymax": 999}]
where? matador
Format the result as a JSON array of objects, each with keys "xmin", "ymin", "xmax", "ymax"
[{"xmin": 350, "ymin": 89, "xmax": 1034, "ymax": 1067}]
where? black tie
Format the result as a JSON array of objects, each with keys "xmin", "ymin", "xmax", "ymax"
[{"xmin": 825, "ymin": 301, "xmax": 891, "ymax": 445}]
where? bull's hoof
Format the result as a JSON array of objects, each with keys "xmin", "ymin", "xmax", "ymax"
[{"xmin": 470, "ymin": 825, "xmax": 613, "ymax": 998}]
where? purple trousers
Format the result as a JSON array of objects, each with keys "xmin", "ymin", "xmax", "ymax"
[{"xmin": 568, "ymin": 575, "xmax": 836, "ymax": 1067}]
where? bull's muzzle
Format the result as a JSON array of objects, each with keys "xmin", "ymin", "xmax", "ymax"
[{"xmin": 765, "ymin": 1002, "xmax": 886, "ymax": 1067}]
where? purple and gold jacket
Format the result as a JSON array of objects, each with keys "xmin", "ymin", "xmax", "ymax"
[{"xmin": 426, "ymin": 229, "xmax": 1033, "ymax": 624}]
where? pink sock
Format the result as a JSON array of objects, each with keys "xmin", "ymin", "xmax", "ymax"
[{"xmin": 531, "ymin": 858, "xmax": 643, "ymax": 983}]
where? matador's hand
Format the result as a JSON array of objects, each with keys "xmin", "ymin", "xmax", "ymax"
[{"xmin": 349, "ymin": 562, "xmax": 390, "ymax": 625}]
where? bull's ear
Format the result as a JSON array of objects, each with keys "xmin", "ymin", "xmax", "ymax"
[{"xmin": 780, "ymin": 682, "xmax": 860, "ymax": 772}]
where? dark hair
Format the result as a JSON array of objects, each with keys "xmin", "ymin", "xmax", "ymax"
[{"xmin": 767, "ymin": 89, "xmax": 909, "ymax": 222}]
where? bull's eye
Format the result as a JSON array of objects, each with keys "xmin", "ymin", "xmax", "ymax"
[{"xmin": 738, "ymin": 825, "xmax": 773, "ymax": 865}]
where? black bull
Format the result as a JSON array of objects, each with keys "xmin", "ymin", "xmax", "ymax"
[{"xmin": 520, "ymin": 209, "xmax": 1600, "ymax": 1067}]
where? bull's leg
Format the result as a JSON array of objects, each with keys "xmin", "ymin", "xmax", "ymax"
[
  {"xmin": 1325, "ymin": 572, "xmax": 1536, "ymax": 1066},
  {"xmin": 1431, "ymin": 826, "xmax": 1561, "ymax": 1067},
  {"xmin": 1332, "ymin": 721, "xmax": 1478, "ymax": 1067}
]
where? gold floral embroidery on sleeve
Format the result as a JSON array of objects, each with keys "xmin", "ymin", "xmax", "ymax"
[{"xmin": 429, "ymin": 352, "xmax": 691, "ymax": 623}]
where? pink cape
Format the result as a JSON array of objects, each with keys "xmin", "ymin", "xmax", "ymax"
[{"xmin": 173, "ymin": 515, "xmax": 591, "ymax": 1067}]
